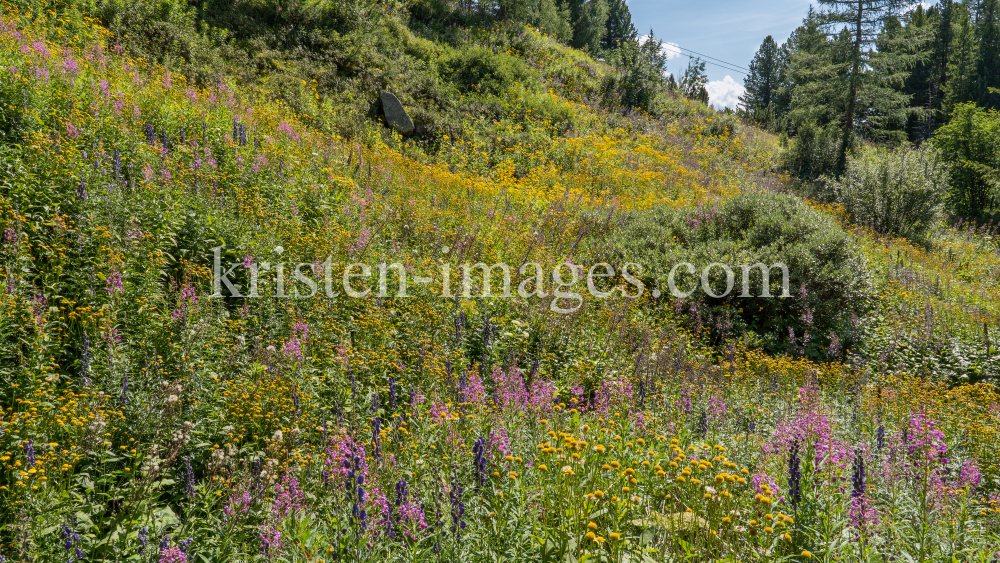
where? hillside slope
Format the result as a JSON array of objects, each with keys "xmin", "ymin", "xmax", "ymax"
[{"xmin": 2, "ymin": 2, "xmax": 1000, "ymax": 562}]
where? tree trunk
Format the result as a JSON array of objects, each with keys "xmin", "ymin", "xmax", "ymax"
[{"xmin": 838, "ymin": 0, "xmax": 865, "ymax": 173}]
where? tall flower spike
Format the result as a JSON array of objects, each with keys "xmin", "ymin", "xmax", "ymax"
[
  {"xmin": 851, "ymin": 449, "xmax": 865, "ymax": 499},
  {"xmin": 788, "ymin": 440, "xmax": 801, "ymax": 508}
]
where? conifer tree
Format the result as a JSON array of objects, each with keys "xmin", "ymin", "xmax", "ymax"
[
  {"xmin": 566, "ymin": 0, "xmax": 610, "ymax": 52},
  {"xmin": 601, "ymin": 0, "xmax": 637, "ymax": 50},
  {"xmin": 680, "ymin": 57, "xmax": 709, "ymax": 104},
  {"xmin": 602, "ymin": 30, "xmax": 669, "ymax": 111},
  {"xmin": 785, "ymin": 9, "xmax": 847, "ymax": 132},
  {"xmin": 943, "ymin": 2, "xmax": 979, "ymax": 111},
  {"xmin": 976, "ymin": 0, "xmax": 1000, "ymax": 108},
  {"xmin": 739, "ymin": 35, "xmax": 789, "ymax": 127},
  {"xmin": 817, "ymin": 0, "xmax": 912, "ymax": 170}
]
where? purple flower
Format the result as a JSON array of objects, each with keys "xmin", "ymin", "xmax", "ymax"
[
  {"xmin": 787, "ymin": 440, "xmax": 801, "ymax": 508},
  {"xmin": 158, "ymin": 546, "xmax": 186, "ymax": 563},
  {"xmin": 24, "ymin": 440, "xmax": 35, "ymax": 468},
  {"xmin": 957, "ymin": 459, "xmax": 982, "ymax": 490},
  {"xmin": 105, "ymin": 271, "xmax": 123, "ymax": 296}
]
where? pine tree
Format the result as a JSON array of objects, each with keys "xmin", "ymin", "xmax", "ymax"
[
  {"xmin": 785, "ymin": 9, "xmax": 847, "ymax": 132},
  {"xmin": 817, "ymin": 0, "xmax": 914, "ymax": 169},
  {"xmin": 680, "ymin": 57, "xmax": 709, "ymax": 104},
  {"xmin": 739, "ymin": 35, "xmax": 789, "ymax": 127},
  {"xmin": 976, "ymin": 0, "xmax": 1000, "ymax": 108},
  {"xmin": 873, "ymin": 12, "xmax": 934, "ymax": 144},
  {"xmin": 942, "ymin": 2, "xmax": 979, "ymax": 112},
  {"xmin": 601, "ymin": 0, "xmax": 636, "ymax": 51},
  {"xmin": 601, "ymin": 30, "xmax": 669, "ymax": 111},
  {"xmin": 566, "ymin": 0, "xmax": 610, "ymax": 53}
]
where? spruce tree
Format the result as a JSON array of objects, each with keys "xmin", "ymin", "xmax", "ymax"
[
  {"xmin": 785, "ymin": 9, "xmax": 847, "ymax": 132},
  {"xmin": 942, "ymin": 2, "xmax": 979, "ymax": 111},
  {"xmin": 890, "ymin": 6, "xmax": 938, "ymax": 141},
  {"xmin": 680, "ymin": 57, "xmax": 709, "ymax": 104},
  {"xmin": 873, "ymin": 12, "xmax": 934, "ymax": 144},
  {"xmin": 566, "ymin": 0, "xmax": 610, "ymax": 52},
  {"xmin": 601, "ymin": 0, "xmax": 637, "ymax": 51},
  {"xmin": 976, "ymin": 0, "xmax": 1000, "ymax": 108},
  {"xmin": 739, "ymin": 35, "xmax": 789, "ymax": 127}
]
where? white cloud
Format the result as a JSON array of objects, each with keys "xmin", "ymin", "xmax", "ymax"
[
  {"xmin": 706, "ymin": 75, "xmax": 745, "ymax": 110},
  {"xmin": 639, "ymin": 35, "xmax": 682, "ymax": 60}
]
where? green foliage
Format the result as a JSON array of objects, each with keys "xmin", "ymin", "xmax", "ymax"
[
  {"xmin": 565, "ymin": 0, "xmax": 608, "ymax": 53},
  {"xmin": 439, "ymin": 46, "xmax": 539, "ymax": 97},
  {"xmin": 738, "ymin": 35, "xmax": 789, "ymax": 129},
  {"xmin": 826, "ymin": 144, "xmax": 949, "ymax": 240},
  {"xmin": 976, "ymin": 0, "xmax": 1000, "ymax": 109},
  {"xmin": 95, "ymin": 0, "xmax": 235, "ymax": 85},
  {"xmin": 600, "ymin": 0, "xmax": 635, "ymax": 51},
  {"xmin": 600, "ymin": 33, "xmax": 668, "ymax": 112},
  {"xmin": 784, "ymin": 121, "xmax": 844, "ymax": 179},
  {"xmin": 933, "ymin": 102, "xmax": 1000, "ymax": 219},
  {"xmin": 599, "ymin": 191, "xmax": 871, "ymax": 356},
  {"xmin": 679, "ymin": 57, "xmax": 708, "ymax": 104}
]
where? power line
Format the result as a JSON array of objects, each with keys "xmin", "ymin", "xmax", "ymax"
[
  {"xmin": 675, "ymin": 52, "xmax": 748, "ymax": 76},
  {"xmin": 674, "ymin": 45, "xmax": 750, "ymax": 73},
  {"xmin": 649, "ymin": 39, "xmax": 749, "ymax": 76}
]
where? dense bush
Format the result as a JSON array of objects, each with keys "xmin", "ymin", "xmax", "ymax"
[
  {"xmin": 439, "ymin": 46, "xmax": 539, "ymax": 97},
  {"xmin": 595, "ymin": 191, "xmax": 872, "ymax": 356},
  {"xmin": 784, "ymin": 121, "xmax": 843, "ymax": 179},
  {"xmin": 933, "ymin": 102, "xmax": 1000, "ymax": 220},
  {"xmin": 826, "ymin": 144, "xmax": 949, "ymax": 241}
]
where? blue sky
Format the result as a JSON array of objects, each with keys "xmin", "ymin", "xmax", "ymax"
[{"xmin": 627, "ymin": 0, "xmax": 815, "ymax": 108}]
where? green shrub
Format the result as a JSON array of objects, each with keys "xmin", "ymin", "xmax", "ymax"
[
  {"xmin": 784, "ymin": 121, "xmax": 843, "ymax": 179},
  {"xmin": 933, "ymin": 102, "xmax": 1000, "ymax": 219},
  {"xmin": 826, "ymin": 144, "xmax": 948, "ymax": 240},
  {"xmin": 595, "ymin": 191, "xmax": 871, "ymax": 356},
  {"xmin": 439, "ymin": 46, "xmax": 539, "ymax": 97},
  {"xmin": 95, "ymin": 0, "xmax": 234, "ymax": 85},
  {"xmin": 600, "ymin": 35, "xmax": 668, "ymax": 113}
]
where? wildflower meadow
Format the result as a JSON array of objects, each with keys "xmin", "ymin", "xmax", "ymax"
[{"xmin": 1, "ymin": 1, "xmax": 1000, "ymax": 562}]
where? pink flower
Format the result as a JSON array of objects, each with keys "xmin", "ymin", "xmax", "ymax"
[
  {"xmin": 272, "ymin": 473, "xmax": 306, "ymax": 518},
  {"xmin": 849, "ymin": 494, "xmax": 879, "ymax": 532},
  {"xmin": 158, "ymin": 547, "xmax": 187, "ymax": 563},
  {"xmin": 278, "ymin": 121, "xmax": 300, "ymax": 141},
  {"xmin": 31, "ymin": 41, "xmax": 50, "ymax": 58},
  {"xmin": 61, "ymin": 56, "xmax": 78, "ymax": 77},
  {"xmin": 106, "ymin": 271, "xmax": 124, "ymax": 296},
  {"xmin": 957, "ymin": 459, "xmax": 982, "ymax": 490}
]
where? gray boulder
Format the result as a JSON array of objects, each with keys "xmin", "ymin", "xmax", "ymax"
[{"xmin": 380, "ymin": 91, "xmax": 415, "ymax": 136}]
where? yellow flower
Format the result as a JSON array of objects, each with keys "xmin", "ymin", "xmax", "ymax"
[
  {"xmin": 801, "ymin": 551, "xmax": 813, "ymax": 558},
  {"xmin": 609, "ymin": 532, "xmax": 620, "ymax": 540},
  {"xmin": 587, "ymin": 522, "xmax": 597, "ymax": 530},
  {"xmin": 585, "ymin": 531, "xmax": 596, "ymax": 541}
]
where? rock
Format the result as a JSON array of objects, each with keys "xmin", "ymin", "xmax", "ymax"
[{"xmin": 380, "ymin": 91, "xmax": 415, "ymax": 136}]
